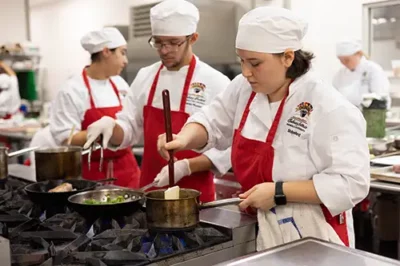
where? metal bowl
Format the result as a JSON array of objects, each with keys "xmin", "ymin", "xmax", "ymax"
[{"xmin": 367, "ymin": 138, "xmax": 392, "ymax": 155}]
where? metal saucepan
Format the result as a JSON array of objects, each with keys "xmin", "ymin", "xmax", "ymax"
[
  {"xmin": 145, "ymin": 188, "xmax": 243, "ymax": 231},
  {"xmin": 68, "ymin": 188, "xmax": 144, "ymax": 220},
  {"xmin": 0, "ymin": 146, "xmax": 40, "ymax": 181},
  {"xmin": 34, "ymin": 145, "xmax": 101, "ymax": 182},
  {"xmin": 24, "ymin": 178, "xmax": 116, "ymax": 208}
]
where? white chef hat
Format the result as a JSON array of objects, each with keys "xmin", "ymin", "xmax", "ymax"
[
  {"xmin": 336, "ymin": 39, "xmax": 362, "ymax": 56},
  {"xmin": 150, "ymin": 0, "xmax": 199, "ymax": 36},
  {"xmin": 80, "ymin": 27, "xmax": 127, "ymax": 54},
  {"xmin": 236, "ymin": 7, "xmax": 308, "ymax": 54},
  {"xmin": 0, "ymin": 74, "xmax": 11, "ymax": 90}
]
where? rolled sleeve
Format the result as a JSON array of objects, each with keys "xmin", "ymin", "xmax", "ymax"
[
  {"xmin": 50, "ymin": 89, "xmax": 83, "ymax": 145},
  {"xmin": 203, "ymin": 147, "xmax": 232, "ymax": 176},
  {"xmin": 311, "ymin": 106, "xmax": 370, "ymax": 216},
  {"xmin": 186, "ymin": 112, "xmax": 217, "ymax": 153}
]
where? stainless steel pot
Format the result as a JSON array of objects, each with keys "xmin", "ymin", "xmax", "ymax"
[
  {"xmin": 0, "ymin": 146, "xmax": 40, "ymax": 181},
  {"xmin": 34, "ymin": 145, "xmax": 100, "ymax": 182},
  {"xmin": 145, "ymin": 188, "xmax": 242, "ymax": 231}
]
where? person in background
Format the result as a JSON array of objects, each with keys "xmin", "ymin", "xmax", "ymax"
[
  {"xmin": 333, "ymin": 39, "xmax": 390, "ymax": 108},
  {"xmin": 50, "ymin": 27, "xmax": 140, "ymax": 188},
  {"xmin": 83, "ymin": 0, "xmax": 232, "ymax": 202},
  {"xmin": 0, "ymin": 61, "xmax": 21, "ymax": 119},
  {"xmin": 157, "ymin": 7, "xmax": 370, "ymax": 249}
]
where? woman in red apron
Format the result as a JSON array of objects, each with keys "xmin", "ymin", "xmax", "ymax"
[
  {"xmin": 49, "ymin": 27, "xmax": 140, "ymax": 188},
  {"xmin": 157, "ymin": 7, "xmax": 370, "ymax": 250}
]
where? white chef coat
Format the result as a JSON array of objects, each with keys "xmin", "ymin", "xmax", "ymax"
[
  {"xmin": 115, "ymin": 57, "xmax": 232, "ymax": 175},
  {"xmin": 0, "ymin": 75, "xmax": 21, "ymax": 117},
  {"xmin": 187, "ymin": 70, "xmax": 371, "ymax": 247},
  {"xmin": 50, "ymin": 74, "xmax": 129, "ymax": 145},
  {"xmin": 333, "ymin": 57, "xmax": 390, "ymax": 108},
  {"xmin": 29, "ymin": 126, "xmax": 58, "ymax": 169}
]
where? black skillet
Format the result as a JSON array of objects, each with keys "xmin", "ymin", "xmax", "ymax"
[
  {"xmin": 24, "ymin": 178, "xmax": 116, "ymax": 208},
  {"xmin": 67, "ymin": 188, "xmax": 145, "ymax": 220}
]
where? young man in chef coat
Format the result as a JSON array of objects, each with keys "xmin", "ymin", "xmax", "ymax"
[
  {"xmin": 83, "ymin": 0, "xmax": 232, "ymax": 202},
  {"xmin": 50, "ymin": 27, "xmax": 141, "ymax": 188}
]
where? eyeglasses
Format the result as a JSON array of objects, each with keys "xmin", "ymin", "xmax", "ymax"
[{"xmin": 148, "ymin": 35, "xmax": 192, "ymax": 51}]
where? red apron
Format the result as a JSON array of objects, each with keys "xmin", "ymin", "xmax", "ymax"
[
  {"xmin": 80, "ymin": 68, "xmax": 140, "ymax": 188},
  {"xmin": 140, "ymin": 56, "xmax": 215, "ymax": 202},
  {"xmin": 231, "ymin": 91, "xmax": 350, "ymax": 247}
]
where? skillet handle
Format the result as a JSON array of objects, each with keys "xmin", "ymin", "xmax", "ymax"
[{"xmin": 200, "ymin": 197, "xmax": 243, "ymax": 209}]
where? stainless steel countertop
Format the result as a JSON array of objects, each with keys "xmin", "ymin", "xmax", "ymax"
[
  {"xmin": 8, "ymin": 164, "xmax": 36, "ymax": 182},
  {"xmin": 0, "ymin": 131, "xmax": 34, "ymax": 141},
  {"xmin": 215, "ymin": 237, "xmax": 400, "ymax": 266}
]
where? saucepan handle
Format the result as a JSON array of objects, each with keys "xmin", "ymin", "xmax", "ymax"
[
  {"xmin": 200, "ymin": 197, "xmax": 243, "ymax": 209},
  {"xmin": 8, "ymin": 146, "xmax": 40, "ymax": 158}
]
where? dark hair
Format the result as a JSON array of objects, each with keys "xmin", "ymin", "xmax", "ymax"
[
  {"xmin": 275, "ymin": 50, "xmax": 314, "ymax": 79},
  {"xmin": 90, "ymin": 48, "xmax": 117, "ymax": 62}
]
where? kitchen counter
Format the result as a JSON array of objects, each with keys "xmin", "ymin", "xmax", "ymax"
[{"xmin": 215, "ymin": 237, "xmax": 400, "ymax": 266}]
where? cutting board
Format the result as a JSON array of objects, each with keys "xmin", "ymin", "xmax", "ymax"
[
  {"xmin": 371, "ymin": 155, "xmax": 400, "ymax": 166},
  {"xmin": 370, "ymin": 166, "xmax": 400, "ymax": 183}
]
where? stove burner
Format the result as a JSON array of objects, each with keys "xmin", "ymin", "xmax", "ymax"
[{"xmin": 0, "ymin": 177, "xmax": 231, "ymax": 266}]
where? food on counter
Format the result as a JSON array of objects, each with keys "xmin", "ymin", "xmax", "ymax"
[
  {"xmin": 393, "ymin": 165, "xmax": 400, "ymax": 173},
  {"xmin": 164, "ymin": 186, "xmax": 180, "ymax": 200},
  {"xmin": 49, "ymin": 183, "xmax": 73, "ymax": 193},
  {"xmin": 83, "ymin": 195, "xmax": 126, "ymax": 204}
]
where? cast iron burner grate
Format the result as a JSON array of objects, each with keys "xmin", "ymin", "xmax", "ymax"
[{"xmin": 0, "ymin": 177, "xmax": 231, "ymax": 266}]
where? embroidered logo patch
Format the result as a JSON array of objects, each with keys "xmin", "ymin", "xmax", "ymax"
[
  {"xmin": 295, "ymin": 102, "xmax": 313, "ymax": 118},
  {"xmin": 187, "ymin": 82, "xmax": 207, "ymax": 108},
  {"xmin": 190, "ymin": 82, "xmax": 206, "ymax": 94}
]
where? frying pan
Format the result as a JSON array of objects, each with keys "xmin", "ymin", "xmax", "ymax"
[
  {"xmin": 24, "ymin": 178, "xmax": 115, "ymax": 207},
  {"xmin": 67, "ymin": 188, "xmax": 144, "ymax": 220}
]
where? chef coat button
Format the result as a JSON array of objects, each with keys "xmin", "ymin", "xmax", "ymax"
[{"xmin": 333, "ymin": 136, "xmax": 339, "ymax": 142}]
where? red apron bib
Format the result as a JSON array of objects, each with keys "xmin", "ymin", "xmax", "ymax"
[
  {"xmin": 231, "ymin": 90, "xmax": 349, "ymax": 247},
  {"xmin": 80, "ymin": 68, "xmax": 140, "ymax": 188},
  {"xmin": 140, "ymin": 56, "xmax": 215, "ymax": 202}
]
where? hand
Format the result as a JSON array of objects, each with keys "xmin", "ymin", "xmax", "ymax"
[
  {"xmin": 83, "ymin": 116, "xmax": 116, "ymax": 149},
  {"xmin": 157, "ymin": 133, "xmax": 188, "ymax": 160},
  {"xmin": 239, "ymin": 183, "xmax": 276, "ymax": 212},
  {"xmin": 154, "ymin": 159, "xmax": 191, "ymax": 187}
]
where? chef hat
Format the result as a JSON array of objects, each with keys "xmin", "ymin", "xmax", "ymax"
[
  {"xmin": 336, "ymin": 39, "xmax": 362, "ymax": 56},
  {"xmin": 0, "ymin": 74, "xmax": 11, "ymax": 90},
  {"xmin": 80, "ymin": 27, "xmax": 127, "ymax": 54},
  {"xmin": 236, "ymin": 7, "xmax": 308, "ymax": 54},
  {"xmin": 150, "ymin": 0, "xmax": 199, "ymax": 36}
]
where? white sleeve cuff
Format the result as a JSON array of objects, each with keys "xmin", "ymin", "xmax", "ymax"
[
  {"xmin": 313, "ymin": 173, "xmax": 359, "ymax": 217},
  {"xmin": 203, "ymin": 147, "xmax": 232, "ymax": 176},
  {"xmin": 112, "ymin": 119, "xmax": 133, "ymax": 150},
  {"xmin": 186, "ymin": 113, "xmax": 216, "ymax": 153}
]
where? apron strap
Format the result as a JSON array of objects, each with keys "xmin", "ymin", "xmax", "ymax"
[
  {"xmin": 179, "ymin": 55, "xmax": 196, "ymax": 112},
  {"xmin": 265, "ymin": 94, "xmax": 288, "ymax": 144},
  {"xmin": 147, "ymin": 55, "xmax": 197, "ymax": 113},
  {"xmin": 82, "ymin": 67, "xmax": 122, "ymax": 108},
  {"xmin": 147, "ymin": 64, "xmax": 164, "ymax": 106},
  {"xmin": 237, "ymin": 92, "xmax": 256, "ymax": 132}
]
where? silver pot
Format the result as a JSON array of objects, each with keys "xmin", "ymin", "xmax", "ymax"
[{"xmin": 0, "ymin": 146, "xmax": 40, "ymax": 181}]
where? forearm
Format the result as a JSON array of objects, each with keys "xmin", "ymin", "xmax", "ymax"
[
  {"xmin": 63, "ymin": 131, "xmax": 87, "ymax": 146},
  {"xmin": 188, "ymin": 155, "xmax": 213, "ymax": 174},
  {"xmin": 179, "ymin": 123, "xmax": 208, "ymax": 150},
  {"xmin": 109, "ymin": 123, "xmax": 125, "ymax": 146},
  {"xmin": 283, "ymin": 180, "xmax": 322, "ymax": 204}
]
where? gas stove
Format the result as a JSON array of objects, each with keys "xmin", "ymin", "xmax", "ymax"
[{"xmin": 2, "ymin": 165, "xmax": 257, "ymax": 266}]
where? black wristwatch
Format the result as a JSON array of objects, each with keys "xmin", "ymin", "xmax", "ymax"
[{"xmin": 274, "ymin": 181, "xmax": 287, "ymax": 205}]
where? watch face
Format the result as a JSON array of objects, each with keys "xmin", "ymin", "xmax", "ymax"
[{"xmin": 275, "ymin": 195, "xmax": 287, "ymax": 205}]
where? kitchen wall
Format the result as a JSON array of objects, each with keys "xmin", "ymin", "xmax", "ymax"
[
  {"xmin": 29, "ymin": 0, "xmax": 391, "ymax": 101},
  {"xmin": 0, "ymin": 0, "xmax": 28, "ymax": 44},
  {"xmin": 29, "ymin": 0, "xmax": 133, "ymax": 101}
]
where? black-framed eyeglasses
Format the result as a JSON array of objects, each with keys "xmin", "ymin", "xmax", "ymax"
[{"xmin": 148, "ymin": 35, "xmax": 192, "ymax": 51}]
